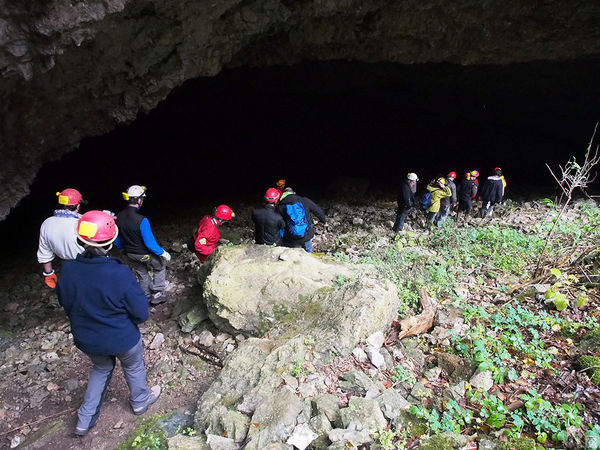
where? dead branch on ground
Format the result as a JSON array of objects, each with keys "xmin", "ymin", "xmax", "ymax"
[{"xmin": 397, "ymin": 288, "xmax": 438, "ymax": 340}]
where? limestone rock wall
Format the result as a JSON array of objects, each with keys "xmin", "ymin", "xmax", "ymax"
[{"xmin": 1, "ymin": 0, "xmax": 599, "ymax": 219}]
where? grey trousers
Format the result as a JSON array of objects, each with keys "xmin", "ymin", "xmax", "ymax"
[
  {"xmin": 127, "ymin": 253, "xmax": 166, "ymax": 297},
  {"xmin": 77, "ymin": 338, "xmax": 150, "ymax": 429}
]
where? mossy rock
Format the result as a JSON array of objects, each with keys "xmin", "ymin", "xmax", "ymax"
[
  {"xmin": 579, "ymin": 355, "xmax": 600, "ymax": 385},
  {"xmin": 419, "ymin": 432, "xmax": 467, "ymax": 449},
  {"xmin": 118, "ymin": 413, "xmax": 171, "ymax": 449},
  {"xmin": 497, "ymin": 436, "xmax": 537, "ymax": 450},
  {"xmin": 580, "ymin": 328, "xmax": 600, "ymax": 352}
]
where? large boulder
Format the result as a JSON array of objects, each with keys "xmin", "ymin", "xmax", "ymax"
[
  {"xmin": 200, "ymin": 245, "xmax": 396, "ymax": 347},
  {"xmin": 194, "ymin": 245, "xmax": 399, "ymax": 449}
]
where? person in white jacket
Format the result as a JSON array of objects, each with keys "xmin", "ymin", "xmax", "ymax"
[{"xmin": 37, "ymin": 188, "xmax": 86, "ymax": 288}]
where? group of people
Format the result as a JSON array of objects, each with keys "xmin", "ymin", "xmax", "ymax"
[
  {"xmin": 36, "ymin": 185, "xmax": 240, "ymax": 436},
  {"xmin": 36, "ymin": 170, "xmax": 503, "ymax": 435},
  {"xmin": 35, "ymin": 179, "xmax": 330, "ymax": 435},
  {"xmin": 393, "ymin": 167, "xmax": 507, "ymax": 232},
  {"xmin": 37, "ymin": 186, "xmax": 166, "ymax": 436},
  {"xmin": 251, "ymin": 179, "xmax": 327, "ymax": 253}
]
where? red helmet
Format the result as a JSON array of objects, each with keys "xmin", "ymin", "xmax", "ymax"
[
  {"xmin": 471, "ymin": 170, "xmax": 479, "ymax": 178},
  {"xmin": 264, "ymin": 188, "xmax": 281, "ymax": 203},
  {"xmin": 214, "ymin": 204, "xmax": 235, "ymax": 221},
  {"xmin": 447, "ymin": 171, "xmax": 457, "ymax": 179},
  {"xmin": 56, "ymin": 188, "xmax": 83, "ymax": 206},
  {"xmin": 494, "ymin": 166, "xmax": 501, "ymax": 171},
  {"xmin": 77, "ymin": 211, "xmax": 118, "ymax": 246}
]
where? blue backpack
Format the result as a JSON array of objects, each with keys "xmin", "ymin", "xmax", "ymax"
[
  {"xmin": 285, "ymin": 202, "xmax": 308, "ymax": 237},
  {"xmin": 419, "ymin": 192, "xmax": 432, "ymax": 210}
]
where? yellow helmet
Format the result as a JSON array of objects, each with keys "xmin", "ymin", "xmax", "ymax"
[{"xmin": 436, "ymin": 177, "xmax": 446, "ymax": 185}]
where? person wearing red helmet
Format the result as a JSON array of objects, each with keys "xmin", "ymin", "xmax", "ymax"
[
  {"xmin": 470, "ymin": 170, "xmax": 480, "ymax": 199},
  {"xmin": 480, "ymin": 167, "xmax": 505, "ymax": 218},
  {"xmin": 37, "ymin": 188, "xmax": 87, "ymax": 289},
  {"xmin": 252, "ymin": 188, "xmax": 286, "ymax": 246},
  {"xmin": 114, "ymin": 185, "xmax": 171, "ymax": 305},
  {"xmin": 192, "ymin": 204, "xmax": 235, "ymax": 263},
  {"xmin": 56, "ymin": 211, "xmax": 161, "ymax": 436},
  {"xmin": 438, "ymin": 171, "xmax": 458, "ymax": 226},
  {"xmin": 493, "ymin": 166, "xmax": 507, "ymax": 196}
]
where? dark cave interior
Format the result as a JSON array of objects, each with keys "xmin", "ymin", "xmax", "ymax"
[{"xmin": 1, "ymin": 59, "xmax": 599, "ymax": 257}]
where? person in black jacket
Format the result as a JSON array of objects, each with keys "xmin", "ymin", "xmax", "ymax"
[
  {"xmin": 114, "ymin": 185, "xmax": 171, "ymax": 305},
  {"xmin": 479, "ymin": 168, "xmax": 504, "ymax": 218},
  {"xmin": 252, "ymin": 188, "xmax": 286, "ymax": 246},
  {"xmin": 279, "ymin": 188, "xmax": 327, "ymax": 253},
  {"xmin": 393, "ymin": 173, "xmax": 419, "ymax": 232},
  {"xmin": 457, "ymin": 173, "xmax": 477, "ymax": 215}
]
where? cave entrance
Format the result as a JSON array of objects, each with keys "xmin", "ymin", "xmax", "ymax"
[{"xmin": 2, "ymin": 60, "xmax": 599, "ymax": 257}]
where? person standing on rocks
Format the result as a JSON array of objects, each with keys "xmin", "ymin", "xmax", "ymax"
[
  {"xmin": 426, "ymin": 177, "xmax": 452, "ymax": 229},
  {"xmin": 437, "ymin": 171, "xmax": 458, "ymax": 227},
  {"xmin": 479, "ymin": 167, "xmax": 505, "ymax": 218},
  {"xmin": 278, "ymin": 188, "xmax": 326, "ymax": 253},
  {"xmin": 114, "ymin": 185, "xmax": 171, "ymax": 305},
  {"xmin": 392, "ymin": 172, "xmax": 419, "ymax": 233},
  {"xmin": 56, "ymin": 210, "xmax": 161, "ymax": 437},
  {"xmin": 37, "ymin": 188, "xmax": 86, "ymax": 289},
  {"xmin": 252, "ymin": 188, "xmax": 285, "ymax": 246},
  {"xmin": 192, "ymin": 204, "xmax": 235, "ymax": 263},
  {"xmin": 457, "ymin": 172, "xmax": 477, "ymax": 218}
]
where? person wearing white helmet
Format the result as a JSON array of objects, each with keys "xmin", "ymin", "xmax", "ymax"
[
  {"xmin": 392, "ymin": 173, "xmax": 419, "ymax": 233},
  {"xmin": 114, "ymin": 185, "xmax": 171, "ymax": 305}
]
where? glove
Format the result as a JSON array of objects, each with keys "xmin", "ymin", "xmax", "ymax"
[
  {"xmin": 43, "ymin": 270, "xmax": 57, "ymax": 289},
  {"xmin": 160, "ymin": 250, "xmax": 171, "ymax": 262}
]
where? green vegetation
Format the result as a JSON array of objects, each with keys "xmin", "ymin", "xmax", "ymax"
[
  {"xmin": 579, "ymin": 355, "xmax": 600, "ymax": 385},
  {"xmin": 409, "ymin": 388, "xmax": 583, "ymax": 445},
  {"xmin": 290, "ymin": 357, "xmax": 310, "ymax": 378},
  {"xmin": 118, "ymin": 414, "xmax": 169, "ymax": 450},
  {"xmin": 391, "ymin": 365, "xmax": 416, "ymax": 386}
]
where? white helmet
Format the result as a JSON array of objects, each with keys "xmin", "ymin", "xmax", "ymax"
[
  {"xmin": 407, "ymin": 173, "xmax": 419, "ymax": 181},
  {"xmin": 122, "ymin": 185, "xmax": 147, "ymax": 201}
]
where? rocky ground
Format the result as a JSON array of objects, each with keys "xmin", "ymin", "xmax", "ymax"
[{"xmin": 0, "ymin": 194, "xmax": 599, "ymax": 449}]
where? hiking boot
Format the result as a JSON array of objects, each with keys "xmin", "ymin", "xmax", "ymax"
[
  {"xmin": 133, "ymin": 385, "xmax": 162, "ymax": 415},
  {"xmin": 149, "ymin": 291, "xmax": 166, "ymax": 305}
]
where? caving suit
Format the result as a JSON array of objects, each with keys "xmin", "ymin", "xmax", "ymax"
[{"xmin": 193, "ymin": 215, "xmax": 221, "ymax": 263}]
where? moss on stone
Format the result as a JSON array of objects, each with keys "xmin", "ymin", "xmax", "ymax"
[
  {"xmin": 221, "ymin": 394, "xmax": 241, "ymax": 409},
  {"xmin": 418, "ymin": 434, "xmax": 460, "ymax": 450},
  {"xmin": 579, "ymin": 355, "xmax": 600, "ymax": 385},
  {"xmin": 580, "ymin": 327, "xmax": 600, "ymax": 352},
  {"xmin": 117, "ymin": 413, "xmax": 171, "ymax": 450},
  {"xmin": 497, "ymin": 436, "xmax": 537, "ymax": 450}
]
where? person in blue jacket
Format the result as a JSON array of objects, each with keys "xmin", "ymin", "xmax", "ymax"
[
  {"xmin": 114, "ymin": 185, "xmax": 171, "ymax": 305},
  {"xmin": 56, "ymin": 210, "xmax": 161, "ymax": 436}
]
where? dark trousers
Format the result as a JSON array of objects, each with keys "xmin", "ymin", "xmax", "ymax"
[
  {"xmin": 393, "ymin": 208, "xmax": 411, "ymax": 232},
  {"xmin": 458, "ymin": 198, "xmax": 473, "ymax": 214}
]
